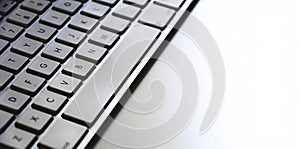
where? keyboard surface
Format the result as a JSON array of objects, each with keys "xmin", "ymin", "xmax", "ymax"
[{"xmin": 0, "ymin": 0, "xmax": 194, "ymax": 148}]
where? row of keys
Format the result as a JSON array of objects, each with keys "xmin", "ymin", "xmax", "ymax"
[
  {"xmin": 0, "ymin": 1, "xmax": 119, "ymax": 148},
  {"xmin": 0, "ymin": 54, "xmax": 96, "ymax": 98},
  {"xmin": 0, "ymin": 0, "xmax": 90, "ymax": 97},
  {"xmin": 0, "ymin": 1, "xmax": 176, "ymax": 103},
  {"xmin": 0, "ymin": 0, "xmax": 115, "ymax": 45},
  {"xmin": 0, "ymin": 88, "xmax": 67, "ymax": 116},
  {"xmin": 0, "ymin": 0, "xmax": 54, "ymax": 42},
  {"xmin": 0, "ymin": 88, "xmax": 68, "ymax": 137},
  {"xmin": 0, "ymin": 0, "xmax": 179, "ymax": 44}
]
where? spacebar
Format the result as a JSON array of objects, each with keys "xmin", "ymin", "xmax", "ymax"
[{"xmin": 63, "ymin": 24, "xmax": 160, "ymax": 126}]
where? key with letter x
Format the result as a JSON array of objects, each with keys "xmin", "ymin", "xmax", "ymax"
[{"xmin": 16, "ymin": 108, "xmax": 52, "ymax": 134}]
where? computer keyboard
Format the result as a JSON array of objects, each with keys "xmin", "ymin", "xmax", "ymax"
[{"xmin": 0, "ymin": 0, "xmax": 195, "ymax": 148}]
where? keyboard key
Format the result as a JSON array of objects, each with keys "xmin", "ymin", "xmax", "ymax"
[
  {"xmin": 139, "ymin": 4, "xmax": 175, "ymax": 29},
  {"xmin": 113, "ymin": 3, "xmax": 141, "ymax": 21},
  {"xmin": 12, "ymin": 72, "xmax": 46, "ymax": 96},
  {"xmin": 124, "ymin": 0, "xmax": 148, "ymax": 7},
  {"xmin": 40, "ymin": 10, "xmax": 70, "ymax": 28},
  {"xmin": 0, "ymin": 126, "xmax": 36, "ymax": 149},
  {"xmin": 16, "ymin": 108, "xmax": 52, "ymax": 134},
  {"xmin": 27, "ymin": 23, "xmax": 57, "ymax": 43},
  {"xmin": 0, "ymin": 110, "xmax": 14, "ymax": 133},
  {"xmin": 32, "ymin": 90, "xmax": 67, "ymax": 115},
  {"xmin": 0, "ymin": 69, "xmax": 14, "ymax": 90},
  {"xmin": 28, "ymin": 56, "xmax": 60, "ymax": 79},
  {"xmin": 0, "ymin": 0, "xmax": 17, "ymax": 16},
  {"xmin": 0, "ymin": 39, "xmax": 9, "ymax": 54},
  {"xmin": 38, "ymin": 119, "xmax": 87, "ymax": 149},
  {"xmin": 82, "ymin": 2, "xmax": 110, "ymax": 19},
  {"xmin": 101, "ymin": 15, "xmax": 131, "ymax": 34},
  {"xmin": 48, "ymin": 73, "xmax": 81, "ymax": 97},
  {"xmin": 63, "ymin": 58, "xmax": 95, "ymax": 79},
  {"xmin": 154, "ymin": 0, "xmax": 184, "ymax": 10},
  {"xmin": 0, "ymin": 52, "xmax": 29, "ymax": 74},
  {"xmin": 0, "ymin": 22, "xmax": 24, "ymax": 42},
  {"xmin": 7, "ymin": 8, "xmax": 38, "ymax": 27},
  {"xmin": 63, "ymin": 24, "xmax": 160, "ymax": 126},
  {"xmin": 76, "ymin": 42, "xmax": 106, "ymax": 64},
  {"xmin": 42, "ymin": 42, "xmax": 74, "ymax": 63},
  {"xmin": 69, "ymin": 14, "xmax": 98, "ymax": 33},
  {"xmin": 53, "ymin": 0, "xmax": 82, "ymax": 15},
  {"xmin": 56, "ymin": 27, "xmax": 86, "ymax": 47},
  {"xmin": 94, "ymin": 0, "xmax": 117, "ymax": 6},
  {"xmin": 21, "ymin": 0, "xmax": 51, "ymax": 14},
  {"xmin": 0, "ymin": 89, "xmax": 30, "ymax": 114},
  {"xmin": 89, "ymin": 28, "xmax": 119, "ymax": 48},
  {"xmin": 12, "ymin": 37, "xmax": 44, "ymax": 58}
]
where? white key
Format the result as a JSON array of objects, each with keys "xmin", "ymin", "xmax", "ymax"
[
  {"xmin": 76, "ymin": 42, "xmax": 106, "ymax": 64},
  {"xmin": 113, "ymin": 3, "xmax": 141, "ymax": 20},
  {"xmin": 139, "ymin": 3, "xmax": 175, "ymax": 29},
  {"xmin": 82, "ymin": 2, "xmax": 110, "ymax": 19},
  {"xmin": 89, "ymin": 28, "xmax": 119, "ymax": 48},
  {"xmin": 63, "ymin": 58, "xmax": 95, "ymax": 79},
  {"xmin": 101, "ymin": 15, "xmax": 131, "ymax": 33}
]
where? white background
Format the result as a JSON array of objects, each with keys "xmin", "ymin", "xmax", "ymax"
[
  {"xmin": 96, "ymin": 0, "xmax": 300, "ymax": 148},
  {"xmin": 196, "ymin": 0, "xmax": 300, "ymax": 148}
]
